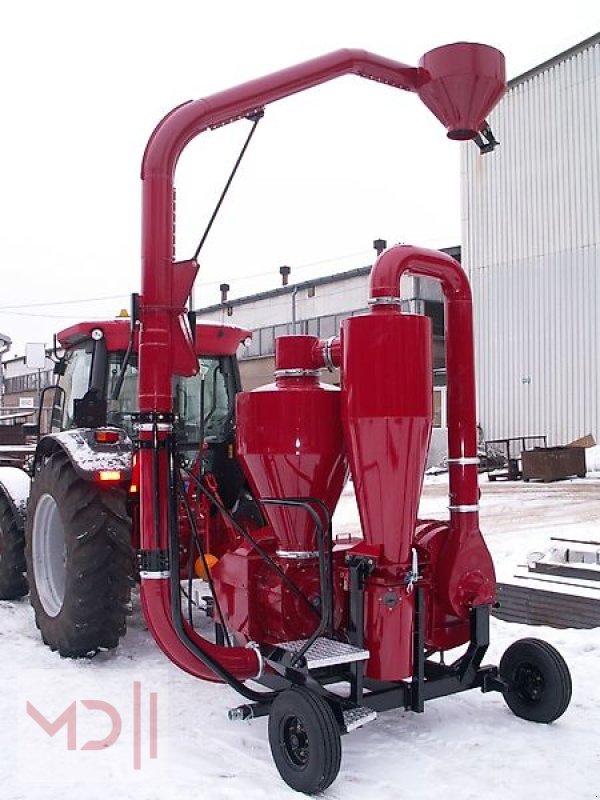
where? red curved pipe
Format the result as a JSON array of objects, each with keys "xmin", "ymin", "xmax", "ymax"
[
  {"xmin": 140, "ymin": 581, "xmax": 259, "ymax": 682},
  {"xmin": 369, "ymin": 245, "xmax": 478, "ymax": 509},
  {"xmin": 369, "ymin": 244, "xmax": 495, "ymax": 611}
]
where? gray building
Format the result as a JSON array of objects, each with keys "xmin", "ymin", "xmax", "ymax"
[{"xmin": 462, "ymin": 33, "xmax": 600, "ymax": 446}]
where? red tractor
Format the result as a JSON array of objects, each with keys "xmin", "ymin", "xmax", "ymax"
[
  {"xmin": 0, "ymin": 317, "xmax": 251, "ymax": 656},
  {"xmin": 0, "ymin": 43, "xmax": 572, "ymax": 794}
]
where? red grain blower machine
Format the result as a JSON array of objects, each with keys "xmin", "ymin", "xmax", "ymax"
[{"xmin": 136, "ymin": 44, "xmax": 571, "ymax": 793}]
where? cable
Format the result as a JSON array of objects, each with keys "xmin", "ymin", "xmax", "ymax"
[
  {"xmin": 177, "ymin": 472, "xmax": 232, "ymax": 647},
  {"xmin": 181, "ymin": 464, "xmax": 319, "ymax": 621},
  {"xmin": 0, "ymin": 310, "xmax": 96, "ymax": 320},
  {"xmin": 0, "ymin": 293, "xmax": 127, "ymax": 310},
  {"xmin": 193, "ymin": 110, "xmax": 264, "ymax": 261}
]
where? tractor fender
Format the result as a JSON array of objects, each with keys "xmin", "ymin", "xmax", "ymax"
[
  {"xmin": 0, "ymin": 466, "xmax": 31, "ymax": 524},
  {"xmin": 33, "ymin": 429, "xmax": 133, "ymax": 482}
]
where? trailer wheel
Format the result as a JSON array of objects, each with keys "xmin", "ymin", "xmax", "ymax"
[
  {"xmin": 25, "ymin": 451, "xmax": 133, "ymax": 657},
  {"xmin": 268, "ymin": 688, "xmax": 341, "ymax": 794},
  {"xmin": 0, "ymin": 492, "xmax": 28, "ymax": 600},
  {"xmin": 500, "ymin": 637, "xmax": 572, "ymax": 723}
]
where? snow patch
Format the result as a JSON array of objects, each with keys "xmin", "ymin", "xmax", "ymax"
[
  {"xmin": 0, "ymin": 466, "xmax": 30, "ymax": 513},
  {"xmin": 52, "ymin": 430, "xmax": 132, "ymax": 473}
]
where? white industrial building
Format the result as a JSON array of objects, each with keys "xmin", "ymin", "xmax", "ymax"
[{"xmin": 462, "ymin": 33, "xmax": 600, "ymax": 447}]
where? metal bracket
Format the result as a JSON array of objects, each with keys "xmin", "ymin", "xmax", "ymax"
[
  {"xmin": 473, "ymin": 122, "xmax": 499, "ymax": 154},
  {"xmin": 138, "ymin": 549, "xmax": 170, "ymax": 574}
]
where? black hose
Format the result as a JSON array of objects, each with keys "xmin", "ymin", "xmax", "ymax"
[
  {"xmin": 166, "ymin": 443, "xmax": 277, "ymax": 703},
  {"xmin": 259, "ymin": 498, "xmax": 332, "ymax": 665},
  {"xmin": 181, "ymin": 465, "xmax": 320, "ymax": 621},
  {"xmin": 177, "ymin": 474, "xmax": 232, "ymax": 646}
]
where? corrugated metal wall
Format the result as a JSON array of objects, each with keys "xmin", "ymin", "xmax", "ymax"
[{"xmin": 462, "ymin": 36, "xmax": 600, "ymax": 445}]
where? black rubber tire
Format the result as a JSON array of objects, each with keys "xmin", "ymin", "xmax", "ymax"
[
  {"xmin": 500, "ymin": 637, "xmax": 572, "ymax": 723},
  {"xmin": 25, "ymin": 451, "xmax": 133, "ymax": 657},
  {"xmin": 0, "ymin": 491, "xmax": 28, "ymax": 600},
  {"xmin": 268, "ymin": 687, "xmax": 342, "ymax": 794}
]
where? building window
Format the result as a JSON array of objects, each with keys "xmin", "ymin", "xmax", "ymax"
[
  {"xmin": 260, "ymin": 327, "xmax": 274, "ymax": 356},
  {"xmin": 433, "ymin": 387, "xmax": 447, "ymax": 428},
  {"xmin": 319, "ymin": 315, "xmax": 336, "ymax": 339}
]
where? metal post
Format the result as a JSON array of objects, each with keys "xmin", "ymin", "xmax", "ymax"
[
  {"xmin": 0, "ymin": 333, "xmax": 12, "ymax": 414},
  {"xmin": 291, "ymin": 286, "xmax": 298, "ymax": 334}
]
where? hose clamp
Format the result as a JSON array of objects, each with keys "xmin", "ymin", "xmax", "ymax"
[
  {"xmin": 276, "ymin": 549, "xmax": 320, "ymax": 560},
  {"xmin": 273, "ymin": 368, "xmax": 320, "ymax": 379},
  {"xmin": 246, "ymin": 641, "xmax": 264, "ymax": 680},
  {"xmin": 447, "ymin": 457, "xmax": 480, "ymax": 466},
  {"xmin": 137, "ymin": 423, "xmax": 173, "ymax": 432},
  {"xmin": 368, "ymin": 296, "xmax": 402, "ymax": 306},
  {"xmin": 139, "ymin": 571, "xmax": 171, "ymax": 579},
  {"xmin": 448, "ymin": 504, "xmax": 480, "ymax": 513},
  {"xmin": 323, "ymin": 337, "xmax": 337, "ymax": 372}
]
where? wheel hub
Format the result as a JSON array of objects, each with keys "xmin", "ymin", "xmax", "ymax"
[
  {"xmin": 515, "ymin": 662, "xmax": 545, "ymax": 702},
  {"xmin": 283, "ymin": 717, "xmax": 309, "ymax": 767},
  {"xmin": 32, "ymin": 493, "xmax": 67, "ymax": 617}
]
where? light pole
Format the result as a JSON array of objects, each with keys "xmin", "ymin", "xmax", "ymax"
[
  {"xmin": 279, "ymin": 266, "xmax": 298, "ymax": 334},
  {"xmin": 0, "ymin": 332, "xmax": 11, "ymax": 414}
]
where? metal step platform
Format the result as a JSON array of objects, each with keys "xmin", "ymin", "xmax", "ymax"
[
  {"xmin": 342, "ymin": 704, "xmax": 377, "ymax": 732},
  {"xmin": 278, "ymin": 637, "xmax": 370, "ymax": 669}
]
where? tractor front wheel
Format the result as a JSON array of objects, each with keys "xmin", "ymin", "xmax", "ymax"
[
  {"xmin": 0, "ymin": 492, "xmax": 28, "ymax": 600},
  {"xmin": 500, "ymin": 637, "xmax": 572, "ymax": 723},
  {"xmin": 25, "ymin": 451, "xmax": 133, "ymax": 657},
  {"xmin": 268, "ymin": 687, "xmax": 342, "ymax": 794}
]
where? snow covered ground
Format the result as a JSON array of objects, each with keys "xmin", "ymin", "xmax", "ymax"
[{"xmin": 2, "ymin": 474, "xmax": 600, "ymax": 800}]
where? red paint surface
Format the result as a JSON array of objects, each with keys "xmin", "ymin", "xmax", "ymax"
[
  {"xmin": 342, "ymin": 310, "xmax": 432, "ymax": 566},
  {"xmin": 417, "ymin": 42, "xmax": 506, "ymax": 139},
  {"xmin": 236, "ymin": 374, "xmax": 347, "ymax": 552},
  {"xmin": 58, "ymin": 319, "xmax": 249, "ymax": 356}
]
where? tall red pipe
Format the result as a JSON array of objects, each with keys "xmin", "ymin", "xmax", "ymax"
[
  {"xmin": 138, "ymin": 46, "xmax": 504, "ymax": 683},
  {"xmin": 369, "ymin": 245, "xmax": 495, "ymax": 612}
]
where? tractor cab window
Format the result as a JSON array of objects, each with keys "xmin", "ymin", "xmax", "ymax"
[
  {"xmin": 107, "ymin": 354, "xmax": 138, "ymax": 435},
  {"xmin": 173, "ymin": 357, "xmax": 235, "ymax": 448},
  {"xmin": 58, "ymin": 345, "xmax": 93, "ymax": 429},
  {"xmin": 107, "ymin": 353, "xmax": 236, "ymax": 445}
]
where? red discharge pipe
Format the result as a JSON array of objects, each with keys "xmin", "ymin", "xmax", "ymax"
[
  {"xmin": 138, "ymin": 46, "xmax": 505, "ymax": 683},
  {"xmin": 369, "ymin": 245, "xmax": 495, "ymax": 612}
]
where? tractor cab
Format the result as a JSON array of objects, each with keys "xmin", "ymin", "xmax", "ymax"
[{"xmin": 52, "ymin": 319, "xmax": 250, "ymax": 506}]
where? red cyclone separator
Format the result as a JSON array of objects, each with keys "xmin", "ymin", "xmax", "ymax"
[{"xmin": 138, "ymin": 47, "xmax": 505, "ymax": 682}]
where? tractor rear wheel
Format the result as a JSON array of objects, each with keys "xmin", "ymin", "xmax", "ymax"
[
  {"xmin": 0, "ymin": 492, "xmax": 28, "ymax": 600},
  {"xmin": 25, "ymin": 451, "xmax": 133, "ymax": 657},
  {"xmin": 500, "ymin": 637, "xmax": 572, "ymax": 723}
]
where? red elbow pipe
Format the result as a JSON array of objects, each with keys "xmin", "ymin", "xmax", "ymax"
[
  {"xmin": 140, "ymin": 580, "xmax": 260, "ymax": 683},
  {"xmin": 369, "ymin": 244, "xmax": 494, "ymax": 611},
  {"xmin": 369, "ymin": 244, "xmax": 478, "ymax": 511}
]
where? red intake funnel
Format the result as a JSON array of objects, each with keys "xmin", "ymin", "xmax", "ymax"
[{"xmin": 417, "ymin": 42, "xmax": 506, "ymax": 140}]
